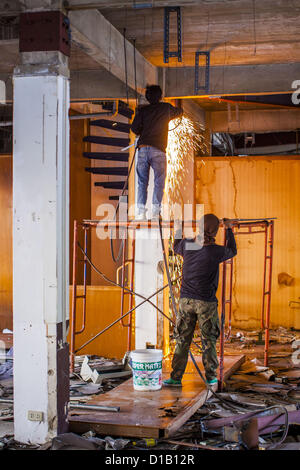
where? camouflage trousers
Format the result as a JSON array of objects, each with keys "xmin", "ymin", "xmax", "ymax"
[{"xmin": 171, "ymin": 297, "xmax": 220, "ymax": 382}]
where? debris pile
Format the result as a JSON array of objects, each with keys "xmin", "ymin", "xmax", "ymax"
[
  {"xmin": 228, "ymin": 327, "xmax": 300, "ymax": 348},
  {"xmin": 0, "ymin": 328, "xmax": 299, "ymax": 451}
]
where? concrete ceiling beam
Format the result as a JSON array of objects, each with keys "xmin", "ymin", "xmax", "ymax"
[
  {"xmin": 69, "ymin": 8, "xmax": 158, "ymax": 95},
  {"xmin": 181, "ymin": 98, "xmax": 206, "ymax": 125},
  {"xmin": 163, "ymin": 63, "xmax": 300, "ymax": 98},
  {"xmin": 65, "ymin": 0, "xmax": 237, "ymax": 9},
  {"xmin": 70, "ymin": 68, "xmax": 138, "ymax": 100},
  {"xmin": 211, "ymin": 108, "xmax": 300, "ymax": 134}
]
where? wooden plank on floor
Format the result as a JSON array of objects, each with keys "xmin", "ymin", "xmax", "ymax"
[
  {"xmin": 165, "ymin": 353, "xmax": 245, "ymax": 437},
  {"xmin": 68, "ymin": 354, "xmax": 245, "ymax": 438}
]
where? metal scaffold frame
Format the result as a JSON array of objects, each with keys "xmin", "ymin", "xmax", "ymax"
[
  {"xmin": 219, "ymin": 219, "xmax": 275, "ymax": 387},
  {"xmin": 70, "ymin": 218, "xmax": 275, "ymax": 389},
  {"xmin": 70, "ymin": 219, "xmax": 136, "ymax": 372}
]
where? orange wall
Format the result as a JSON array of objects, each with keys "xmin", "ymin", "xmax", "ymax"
[
  {"xmin": 0, "ymin": 155, "xmax": 12, "ymax": 330},
  {"xmin": 68, "ymin": 286, "xmax": 131, "ymax": 358},
  {"xmin": 196, "ymin": 156, "xmax": 300, "ymax": 330},
  {"xmin": 70, "ymin": 112, "xmax": 91, "ymax": 284}
]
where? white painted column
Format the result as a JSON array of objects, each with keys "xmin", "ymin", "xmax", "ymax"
[
  {"xmin": 13, "ymin": 53, "xmax": 69, "ymax": 444},
  {"xmin": 134, "ymin": 157, "xmax": 164, "ymax": 349},
  {"xmin": 134, "ymin": 228, "xmax": 163, "ymax": 349}
]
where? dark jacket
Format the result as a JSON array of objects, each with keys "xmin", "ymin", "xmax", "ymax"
[
  {"xmin": 174, "ymin": 228, "xmax": 237, "ymax": 303},
  {"xmin": 131, "ymin": 102, "xmax": 183, "ymax": 152}
]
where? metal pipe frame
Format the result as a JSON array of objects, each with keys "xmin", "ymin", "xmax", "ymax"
[
  {"xmin": 219, "ymin": 219, "xmax": 275, "ymax": 387},
  {"xmin": 70, "ymin": 219, "xmax": 78, "ymax": 372},
  {"xmin": 71, "ymin": 218, "xmax": 275, "ymax": 376},
  {"xmin": 75, "ymin": 226, "xmax": 88, "ymax": 335},
  {"xmin": 70, "ymin": 220, "xmax": 136, "ymax": 371}
]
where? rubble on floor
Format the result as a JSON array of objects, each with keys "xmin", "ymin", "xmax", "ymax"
[
  {"xmin": 0, "ymin": 348, "xmax": 13, "ymax": 380},
  {"xmin": 0, "ymin": 328, "xmax": 299, "ymax": 450},
  {"xmin": 228, "ymin": 327, "xmax": 300, "ymax": 348},
  {"xmin": 70, "ymin": 354, "xmax": 132, "ymax": 399}
]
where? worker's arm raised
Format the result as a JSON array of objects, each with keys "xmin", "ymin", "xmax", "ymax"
[
  {"xmin": 219, "ymin": 219, "xmax": 237, "ymax": 262},
  {"xmin": 168, "ymin": 103, "xmax": 184, "ymax": 121}
]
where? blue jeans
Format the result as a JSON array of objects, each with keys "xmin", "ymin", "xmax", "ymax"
[{"xmin": 136, "ymin": 146, "xmax": 167, "ymax": 214}]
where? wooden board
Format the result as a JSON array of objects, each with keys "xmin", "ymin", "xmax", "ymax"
[
  {"xmin": 0, "ymin": 155, "xmax": 12, "ymax": 331},
  {"xmin": 68, "ymin": 354, "xmax": 245, "ymax": 438}
]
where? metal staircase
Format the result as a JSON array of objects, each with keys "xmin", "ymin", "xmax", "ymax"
[{"xmin": 83, "ymin": 100, "xmax": 134, "ymax": 201}]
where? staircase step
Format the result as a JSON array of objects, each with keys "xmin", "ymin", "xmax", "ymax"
[
  {"xmin": 90, "ymin": 119, "xmax": 131, "ymax": 134},
  {"xmin": 102, "ymin": 101, "xmax": 134, "ymax": 119},
  {"xmin": 83, "ymin": 152, "xmax": 129, "ymax": 162},
  {"xmin": 95, "ymin": 181, "xmax": 127, "ymax": 190},
  {"xmin": 83, "ymin": 136, "xmax": 130, "ymax": 147},
  {"xmin": 109, "ymin": 195, "xmax": 127, "ymax": 201},
  {"xmin": 85, "ymin": 167, "xmax": 128, "ymax": 176}
]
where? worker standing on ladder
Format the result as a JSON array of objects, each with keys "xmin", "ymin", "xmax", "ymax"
[
  {"xmin": 131, "ymin": 85, "xmax": 183, "ymax": 220},
  {"xmin": 164, "ymin": 214, "xmax": 237, "ymax": 387}
]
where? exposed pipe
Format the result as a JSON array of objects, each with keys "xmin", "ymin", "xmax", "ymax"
[
  {"xmin": 69, "ymin": 403, "xmax": 120, "ymax": 412},
  {"xmin": 64, "ymin": 1, "xmax": 153, "ymax": 11}
]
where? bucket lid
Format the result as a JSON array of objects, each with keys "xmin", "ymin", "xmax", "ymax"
[{"xmin": 130, "ymin": 349, "xmax": 163, "ymax": 356}]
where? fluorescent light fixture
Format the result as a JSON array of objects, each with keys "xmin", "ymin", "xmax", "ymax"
[{"xmin": 132, "ymin": 2, "xmax": 153, "ymax": 8}]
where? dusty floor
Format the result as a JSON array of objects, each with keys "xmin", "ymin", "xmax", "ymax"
[{"xmin": 0, "ymin": 327, "xmax": 300, "ymax": 450}]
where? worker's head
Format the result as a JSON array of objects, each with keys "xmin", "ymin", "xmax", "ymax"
[
  {"xmin": 145, "ymin": 85, "xmax": 162, "ymax": 104},
  {"xmin": 200, "ymin": 213, "xmax": 220, "ymax": 245}
]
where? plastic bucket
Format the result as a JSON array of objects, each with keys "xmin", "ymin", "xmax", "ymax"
[{"xmin": 130, "ymin": 349, "xmax": 163, "ymax": 391}]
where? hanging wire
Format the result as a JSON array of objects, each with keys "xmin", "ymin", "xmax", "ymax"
[
  {"xmin": 109, "ymin": 146, "xmax": 138, "ymax": 263},
  {"xmin": 133, "ymin": 38, "xmax": 138, "ymax": 107},
  {"xmin": 205, "ymin": 10, "xmax": 210, "ymax": 51},
  {"xmin": 123, "ymin": 28, "xmax": 129, "ymax": 104},
  {"xmin": 252, "ymin": 0, "xmax": 257, "ymax": 55}
]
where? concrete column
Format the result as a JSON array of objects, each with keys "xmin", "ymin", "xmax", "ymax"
[
  {"xmin": 134, "ymin": 157, "xmax": 164, "ymax": 349},
  {"xmin": 13, "ymin": 51, "xmax": 70, "ymax": 444},
  {"xmin": 134, "ymin": 228, "xmax": 164, "ymax": 349}
]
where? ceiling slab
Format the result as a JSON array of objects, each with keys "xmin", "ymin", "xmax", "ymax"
[{"xmin": 99, "ymin": 0, "xmax": 300, "ymax": 67}]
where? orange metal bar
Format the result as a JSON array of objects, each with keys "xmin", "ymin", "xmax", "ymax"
[
  {"xmin": 70, "ymin": 219, "xmax": 78, "ymax": 372},
  {"xmin": 81, "ymin": 219, "xmax": 274, "ymax": 230},
  {"xmin": 119, "ymin": 235, "xmax": 129, "ymax": 327},
  {"xmin": 261, "ymin": 226, "xmax": 268, "ymax": 330},
  {"xmin": 218, "ymin": 228, "xmax": 227, "ymax": 390},
  {"xmin": 127, "ymin": 237, "xmax": 136, "ymax": 351},
  {"xmin": 264, "ymin": 221, "xmax": 274, "ymax": 367},
  {"xmin": 220, "ymin": 219, "xmax": 275, "ymax": 371},
  {"xmin": 76, "ymin": 226, "xmax": 88, "ymax": 335}
]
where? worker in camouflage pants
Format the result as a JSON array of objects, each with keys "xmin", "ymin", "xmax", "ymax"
[
  {"xmin": 164, "ymin": 214, "xmax": 237, "ymax": 387},
  {"xmin": 171, "ymin": 298, "xmax": 220, "ymax": 383}
]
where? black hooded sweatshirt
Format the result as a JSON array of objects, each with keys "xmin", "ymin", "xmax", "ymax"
[{"xmin": 174, "ymin": 228, "xmax": 237, "ymax": 303}]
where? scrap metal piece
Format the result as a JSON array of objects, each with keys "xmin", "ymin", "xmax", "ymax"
[
  {"xmin": 223, "ymin": 426, "xmax": 239, "ymax": 443},
  {"xmin": 69, "ymin": 403, "xmax": 120, "ymax": 413},
  {"xmin": 223, "ymin": 420, "xmax": 259, "ymax": 449}
]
